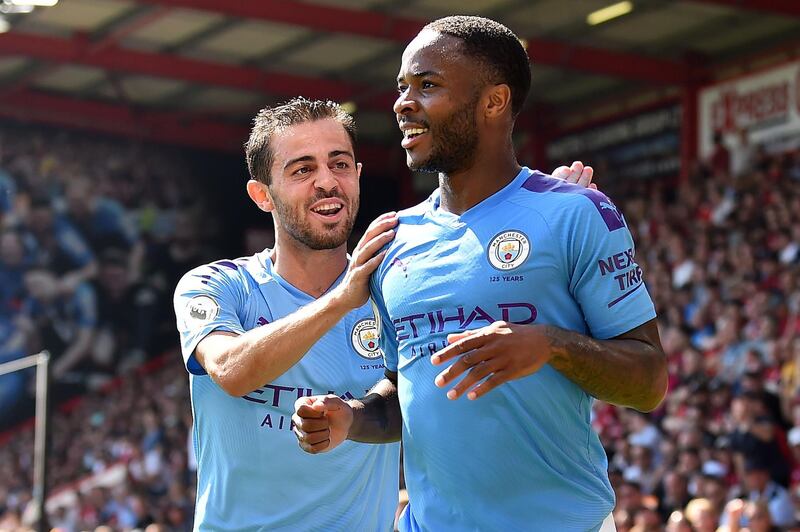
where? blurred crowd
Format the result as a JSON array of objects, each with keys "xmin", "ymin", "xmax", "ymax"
[
  {"xmin": 0, "ymin": 359, "xmax": 195, "ymax": 531},
  {"xmin": 2, "ymin": 121, "xmax": 800, "ymax": 531},
  {"xmin": 0, "ymin": 123, "xmax": 223, "ymax": 428},
  {"xmin": 596, "ymin": 137, "xmax": 800, "ymax": 532},
  {"xmin": 0, "ymin": 121, "xmax": 228, "ymax": 531}
]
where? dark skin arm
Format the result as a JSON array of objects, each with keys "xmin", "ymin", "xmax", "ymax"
[
  {"xmin": 292, "ymin": 162, "xmax": 614, "ymax": 452},
  {"xmin": 432, "ymin": 318, "xmax": 667, "ymax": 412},
  {"xmin": 292, "ymin": 371, "xmax": 401, "ymax": 454},
  {"xmin": 349, "ymin": 371, "xmax": 402, "ymax": 443}
]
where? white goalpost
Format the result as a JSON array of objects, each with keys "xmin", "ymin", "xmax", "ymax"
[{"xmin": 0, "ymin": 351, "xmax": 50, "ymax": 532}]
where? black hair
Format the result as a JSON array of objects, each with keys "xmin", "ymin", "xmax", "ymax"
[{"xmin": 424, "ymin": 16, "xmax": 531, "ymax": 117}]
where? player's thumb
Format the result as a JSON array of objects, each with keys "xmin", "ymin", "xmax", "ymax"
[
  {"xmin": 311, "ymin": 394, "xmax": 343, "ymax": 414},
  {"xmin": 294, "ymin": 395, "xmax": 319, "ymax": 413}
]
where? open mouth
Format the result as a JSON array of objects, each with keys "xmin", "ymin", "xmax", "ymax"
[
  {"xmin": 401, "ymin": 127, "xmax": 429, "ymax": 149},
  {"xmin": 310, "ymin": 202, "xmax": 344, "ymax": 218}
]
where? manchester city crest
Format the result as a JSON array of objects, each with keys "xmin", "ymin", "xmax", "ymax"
[
  {"xmin": 487, "ymin": 230, "xmax": 531, "ymax": 270},
  {"xmin": 351, "ymin": 318, "xmax": 382, "ymax": 359}
]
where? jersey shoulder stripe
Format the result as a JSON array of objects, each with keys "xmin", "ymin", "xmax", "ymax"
[
  {"xmin": 519, "ymin": 171, "xmax": 626, "ymax": 231},
  {"xmin": 184, "ymin": 252, "xmax": 274, "ymax": 290}
]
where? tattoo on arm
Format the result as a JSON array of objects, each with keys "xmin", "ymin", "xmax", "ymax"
[{"xmin": 547, "ymin": 319, "xmax": 667, "ymax": 412}]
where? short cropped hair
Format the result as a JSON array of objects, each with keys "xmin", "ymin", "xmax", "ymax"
[
  {"xmin": 245, "ymin": 97, "xmax": 357, "ymax": 185},
  {"xmin": 424, "ymin": 16, "xmax": 531, "ymax": 117}
]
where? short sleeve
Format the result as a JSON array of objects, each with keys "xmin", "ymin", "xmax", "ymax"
[
  {"xmin": 173, "ymin": 265, "xmax": 247, "ymax": 375},
  {"xmin": 370, "ymin": 273, "xmax": 398, "ymax": 373},
  {"xmin": 568, "ymin": 193, "xmax": 656, "ymax": 339}
]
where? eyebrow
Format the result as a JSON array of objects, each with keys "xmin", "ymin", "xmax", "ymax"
[
  {"xmin": 283, "ymin": 150, "xmax": 354, "ymax": 170},
  {"xmin": 330, "ymin": 150, "xmax": 354, "ymax": 160},
  {"xmin": 397, "ymin": 70, "xmax": 440, "ymax": 83}
]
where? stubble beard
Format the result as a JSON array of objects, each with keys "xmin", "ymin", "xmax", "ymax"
[
  {"xmin": 408, "ymin": 95, "xmax": 480, "ymax": 175},
  {"xmin": 271, "ymin": 191, "xmax": 359, "ymax": 251}
]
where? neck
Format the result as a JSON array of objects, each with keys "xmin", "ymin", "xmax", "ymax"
[
  {"xmin": 438, "ymin": 135, "xmax": 520, "ymax": 215},
  {"xmin": 270, "ymin": 235, "xmax": 348, "ymax": 299}
]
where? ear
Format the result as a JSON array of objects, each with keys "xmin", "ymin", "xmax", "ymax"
[
  {"xmin": 246, "ymin": 179, "xmax": 273, "ymax": 212},
  {"xmin": 483, "ymin": 83, "xmax": 513, "ymax": 120}
]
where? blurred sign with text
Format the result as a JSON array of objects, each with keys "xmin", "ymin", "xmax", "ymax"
[
  {"xmin": 546, "ymin": 104, "xmax": 681, "ymax": 181},
  {"xmin": 699, "ymin": 60, "xmax": 800, "ymax": 157}
]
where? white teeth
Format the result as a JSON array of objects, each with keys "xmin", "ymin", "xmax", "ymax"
[
  {"xmin": 403, "ymin": 128, "xmax": 428, "ymax": 138},
  {"xmin": 312, "ymin": 203, "xmax": 342, "ymax": 213}
]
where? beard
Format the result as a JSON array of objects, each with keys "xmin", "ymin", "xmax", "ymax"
[
  {"xmin": 409, "ymin": 94, "xmax": 480, "ymax": 174},
  {"xmin": 270, "ymin": 189, "xmax": 359, "ymax": 251}
]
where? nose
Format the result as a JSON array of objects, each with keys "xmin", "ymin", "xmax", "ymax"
[
  {"xmin": 314, "ymin": 166, "xmax": 338, "ymax": 193},
  {"xmin": 393, "ymin": 88, "xmax": 418, "ymax": 117}
]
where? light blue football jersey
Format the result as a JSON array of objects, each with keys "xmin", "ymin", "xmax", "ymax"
[
  {"xmin": 370, "ymin": 167, "xmax": 656, "ymax": 532},
  {"xmin": 174, "ymin": 250, "xmax": 400, "ymax": 531}
]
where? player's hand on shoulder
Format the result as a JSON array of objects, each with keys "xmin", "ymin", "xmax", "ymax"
[
  {"xmin": 292, "ymin": 394, "xmax": 354, "ymax": 454},
  {"xmin": 430, "ymin": 322, "xmax": 554, "ymax": 400},
  {"xmin": 336, "ymin": 211, "xmax": 398, "ymax": 308},
  {"xmin": 551, "ymin": 160, "xmax": 597, "ymax": 190}
]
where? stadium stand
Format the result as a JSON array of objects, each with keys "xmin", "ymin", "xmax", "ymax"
[
  {"xmin": 0, "ymin": 121, "xmax": 228, "ymax": 530},
  {"xmin": 1, "ymin": 1, "xmax": 800, "ymax": 531},
  {"xmin": 2, "ymin": 127, "xmax": 800, "ymax": 531}
]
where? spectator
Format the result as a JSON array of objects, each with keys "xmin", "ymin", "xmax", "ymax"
[
  {"xmin": 729, "ymin": 393, "xmax": 790, "ymax": 487},
  {"xmin": 697, "ymin": 472, "xmax": 730, "ymax": 516},
  {"xmin": 58, "ymin": 177, "xmax": 144, "ymax": 277},
  {"xmin": 657, "ymin": 471, "xmax": 692, "ymax": 521},
  {"xmin": 787, "ymin": 423, "xmax": 800, "ymax": 485},
  {"xmin": 624, "ymin": 445, "xmax": 660, "ymax": 495},
  {"xmin": 93, "ymin": 248, "xmax": 159, "ymax": 372},
  {"xmin": 710, "ymin": 131, "xmax": 731, "ymax": 178},
  {"xmin": 0, "ymin": 315, "xmax": 31, "ymax": 425},
  {"xmin": 739, "ymin": 369, "xmax": 788, "ymax": 429},
  {"xmin": 744, "ymin": 499, "xmax": 782, "ymax": 532},
  {"xmin": 0, "ymin": 228, "xmax": 33, "ymax": 424},
  {"xmin": 59, "ymin": 178, "xmax": 136, "ymax": 251},
  {"xmin": 146, "ymin": 209, "xmax": 212, "ymax": 295},
  {"xmin": 731, "ymin": 458, "xmax": 795, "ymax": 528},
  {"xmin": 731, "ymin": 129, "xmax": 755, "ymax": 179},
  {"xmin": 0, "ymin": 167, "xmax": 16, "ymax": 217},
  {"xmin": 22, "ymin": 195, "xmax": 97, "ymax": 293},
  {"xmin": 616, "ymin": 481, "xmax": 645, "ymax": 521},
  {"xmin": 684, "ymin": 497, "xmax": 720, "ymax": 532},
  {"xmin": 722, "ymin": 498, "xmax": 783, "ymax": 532},
  {"xmin": 0, "ymin": 229, "xmax": 28, "ymax": 317},
  {"xmin": 631, "ymin": 506, "xmax": 662, "ymax": 532},
  {"xmin": 22, "ymin": 265, "xmax": 97, "ymax": 384},
  {"xmin": 665, "ymin": 511, "xmax": 693, "ymax": 532}
]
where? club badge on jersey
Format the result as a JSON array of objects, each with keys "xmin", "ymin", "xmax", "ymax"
[
  {"xmin": 351, "ymin": 318, "xmax": 382, "ymax": 359},
  {"xmin": 487, "ymin": 230, "xmax": 531, "ymax": 271}
]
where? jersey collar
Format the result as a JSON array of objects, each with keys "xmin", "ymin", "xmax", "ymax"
[{"xmin": 428, "ymin": 166, "xmax": 533, "ymax": 224}]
